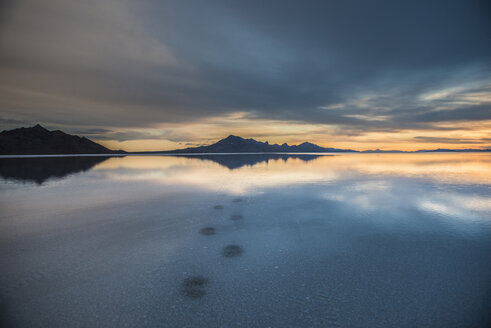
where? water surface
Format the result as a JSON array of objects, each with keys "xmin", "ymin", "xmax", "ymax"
[{"xmin": 1, "ymin": 153, "xmax": 490, "ymax": 327}]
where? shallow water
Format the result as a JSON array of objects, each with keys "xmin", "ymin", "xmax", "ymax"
[{"xmin": 0, "ymin": 153, "xmax": 490, "ymax": 327}]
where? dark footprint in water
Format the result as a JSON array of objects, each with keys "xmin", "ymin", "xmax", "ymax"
[
  {"xmin": 182, "ymin": 276, "xmax": 209, "ymax": 299},
  {"xmin": 230, "ymin": 214, "xmax": 243, "ymax": 221},
  {"xmin": 199, "ymin": 227, "xmax": 216, "ymax": 235},
  {"xmin": 232, "ymin": 198, "xmax": 243, "ymax": 203},
  {"xmin": 222, "ymin": 245, "xmax": 243, "ymax": 258},
  {"xmin": 213, "ymin": 205, "xmax": 224, "ymax": 210}
]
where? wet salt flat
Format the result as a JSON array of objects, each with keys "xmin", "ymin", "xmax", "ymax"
[{"xmin": 0, "ymin": 153, "xmax": 490, "ymax": 327}]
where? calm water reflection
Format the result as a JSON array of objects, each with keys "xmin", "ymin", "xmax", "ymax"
[
  {"xmin": 0, "ymin": 156, "xmax": 111, "ymax": 184},
  {"xmin": 0, "ymin": 154, "xmax": 490, "ymax": 327}
]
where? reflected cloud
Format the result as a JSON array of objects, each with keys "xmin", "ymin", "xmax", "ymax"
[
  {"xmin": 0, "ymin": 151, "xmax": 489, "ymax": 250},
  {"xmin": 419, "ymin": 201, "xmax": 463, "ymax": 218},
  {"xmin": 418, "ymin": 193, "xmax": 491, "ymax": 221},
  {"xmin": 1, "ymin": 153, "xmax": 489, "ymax": 223},
  {"xmin": 94, "ymin": 153, "xmax": 491, "ymax": 192}
]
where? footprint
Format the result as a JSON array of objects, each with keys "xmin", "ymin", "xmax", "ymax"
[
  {"xmin": 213, "ymin": 205, "xmax": 224, "ymax": 210},
  {"xmin": 232, "ymin": 198, "xmax": 243, "ymax": 203},
  {"xmin": 221, "ymin": 245, "xmax": 243, "ymax": 258},
  {"xmin": 182, "ymin": 276, "xmax": 209, "ymax": 299},
  {"xmin": 199, "ymin": 227, "xmax": 216, "ymax": 235},
  {"xmin": 229, "ymin": 214, "xmax": 243, "ymax": 221}
]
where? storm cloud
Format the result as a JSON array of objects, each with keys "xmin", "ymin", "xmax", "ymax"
[{"xmin": 0, "ymin": 0, "xmax": 490, "ymax": 148}]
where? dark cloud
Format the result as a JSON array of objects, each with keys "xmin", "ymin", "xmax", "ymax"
[
  {"xmin": 0, "ymin": 117, "xmax": 31, "ymax": 128},
  {"xmin": 404, "ymin": 103, "xmax": 491, "ymax": 123},
  {"xmin": 413, "ymin": 136, "xmax": 491, "ymax": 144},
  {"xmin": 71, "ymin": 128, "xmax": 113, "ymax": 135},
  {"xmin": 0, "ymin": 0, "xmax": 490, "ymax": 135}
]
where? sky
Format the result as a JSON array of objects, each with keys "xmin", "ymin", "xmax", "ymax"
[{"xmin": 0, "ymin": 0, "xmax": 490, "ymax": 151}]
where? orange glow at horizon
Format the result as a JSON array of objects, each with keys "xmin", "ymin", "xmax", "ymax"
[{"xmin": 94, "ymin": 115, "xmax": 491, "ymax": 152}]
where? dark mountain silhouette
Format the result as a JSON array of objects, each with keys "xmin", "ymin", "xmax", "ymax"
[
  {"xmin": 143, "ymin": 135, "xmax": 357, "ymax": 153},
  {"xmin": 176, "ymin": 153, "xmax": 324, "ymax": 169},
  {"xmin": 1, "ymin": 126, "xmax": 489, "ymax": 155},
  {"xmin": 0, "ymin": 124, "xmax": 123, "ymax": 155},
  {"xmin": 160, "ymin": 135, "xmax": 489, "ymax": 153},
  {"xmin": 0, "ymin": 156, "xmax": 111, "ymax": 184}
]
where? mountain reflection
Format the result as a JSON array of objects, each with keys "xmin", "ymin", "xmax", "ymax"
[
  {"xmin": 0, "ymin": 154, "xmax": 324, "ymax": 184},
  {"xmin": 0, "ymin": 156, "xmax": 111, "ymax": 184},
  {"xmin": 2, "ymin": 153, "xmax": 489, "ymax": 187},
  {"xmin": 176, "ymin": 154, "xmax": 323, "ymax": 169}
]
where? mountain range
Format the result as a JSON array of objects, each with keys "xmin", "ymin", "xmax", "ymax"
[
  {"xmin": 0, "ymin": 125, "xmax": 489, "ymax": 155},
  {"xmin": 152, "ymin": 135, "xmax": 356, "ymax": 153},
  {"xmin": 0, "ymin": 125, "xmax": 121, "ymax": 155}
]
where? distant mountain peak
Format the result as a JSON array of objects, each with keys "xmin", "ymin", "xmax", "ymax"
[
  {"xmin": 222, "ymin": 135, "xmax": 243, "ymax": 141},
  {"xmin": 31, "ymin": 124, "xmax": 52, "ymax": 134}
]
